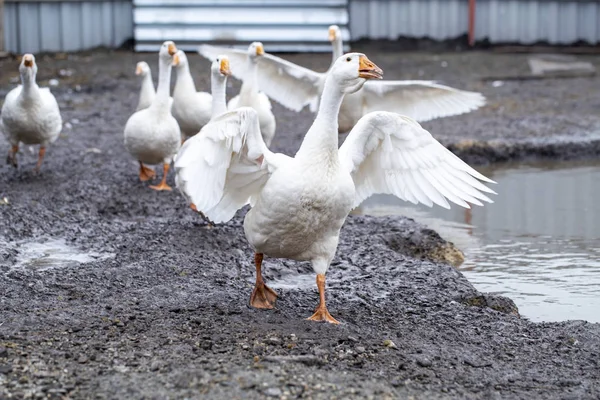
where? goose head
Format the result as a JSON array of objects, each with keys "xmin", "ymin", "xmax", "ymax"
[
  {"xmin": 211, "ymin": 55, "xmax": 231, "ymax": 78},
  {"xmin": 159, "ymin": 41, "xmax": 178, "ymax": 63},
  {"xmin": 328, "ymin": 25, "xmax": 341, "ymax": 43},
  {"xmin": 19, "ymin": 54, "xmax": 37, "ymax": 79},
  {"xmin": 330, "ymin": 53, "xmax": 383, "ymax": 94},
  {"xmin": 247, "ymin": 42, "xmax": 264, "ymax": 62},
  {"xmin": 135, "ymin": 61, "xmax": 150, "ymax": 77},
  {"xmin": 172, "ymin": 49, "xmax": 188, "ymax": 69}
]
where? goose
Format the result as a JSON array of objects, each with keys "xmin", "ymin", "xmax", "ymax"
[
  {"xmin": 225, "ymin": 42, "xmax": 275, "ymax": 147},
  {"xmin": 171, "ymin": 50, "xmax": 212, "ymax": 140},
  {"xmin": 175, "ymin": 53, "xmax": 495, "ymax": 324},
  {"xmin": 198, "ymin": 28, "xmax": 485, "ymax": 133},
  {"xmin": 124, "ymin": 41, "xmax": 181, "ymax": 191},
  {"xmin": 176, "ymin": 54, "xmax": 231, "ymax": 211},
  {"xmin": 135, "ymin": 62, "xmax": 155, "ymax": 111},
  {"xmin": 1, "ymin": 54, "xmax": 62, "ymax": 172}
]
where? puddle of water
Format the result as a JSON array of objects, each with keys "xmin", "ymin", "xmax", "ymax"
[
  {"xmin": 10, "ymin": 238, "xmax": 114, "ymax": 272},
  {"xmin": 356, "ymin": 160, "xmax": 600, "ymax": 323}
]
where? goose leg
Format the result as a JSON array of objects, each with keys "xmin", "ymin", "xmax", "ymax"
[
  {"xmin": 307, "ymin": 274, "xmax": 339, "ymax": 324},
  {"xmin": 34, "ymin": 146, "xmax": 46, "ymax": 172},
  {"xmin": 138, "ymin": 161, "xmax": 156, "ymax": 182},
  {"xmin": 149, "ymin": 163, "xmax": 172, "ymax": 191},
  {"xmin": 7, "ymin": 145, "xmax": 18, "ymax": 168},
  {"xmin": 250, "ymin": 253, "xmax": 278, "ymax": 309}
]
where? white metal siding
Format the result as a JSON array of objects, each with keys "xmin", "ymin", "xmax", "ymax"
[
  {"xmin": 133, "ymin": 0, "xmax": 350, "ymax": 52},
  {"xmin": 3, "ymin": 0, "xmax": 133, "ymax": 54},
  {"xmin": 349, "ymin": 0, "xmax": 600, "ymax": 45}
]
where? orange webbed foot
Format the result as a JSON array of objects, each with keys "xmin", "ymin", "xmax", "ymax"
[
  {"xmin": 139, "ymin": 162, "xmax": 156, "ymax": 182},
  {"xmin": 250, "ymin": 283, "xmax": 278, "ymax": 309},
  {"xmin": 307, "ymin": 306, "xmax": 340, "ymax": 324},
  {"xmin": 149, "ymin": 182, "xmax": 173, "ymax": 191}
]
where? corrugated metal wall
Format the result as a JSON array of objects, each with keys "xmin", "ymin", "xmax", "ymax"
[
  {"xmin": 349, "ymin": 0, "xmax": 600, "ymax": 45},
  {"xmin": 3, "ymin": 0, "xmax": 133, "ymax": 54},
  {"xmin": 133, "ymin": 0, "xmax": 350, "ymax": 52}
]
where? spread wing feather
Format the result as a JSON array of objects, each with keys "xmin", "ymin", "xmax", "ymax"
[
  {"xmin": 362, "ymin": 81, "xmax": 486, "ymax": 122},
  {"xmin": 174, "ymin": 107, "xmax": 288, "ymax": 223},
  {"xmin": 339, "ymin": 111, "xmax": 495, "ymax": 209}
]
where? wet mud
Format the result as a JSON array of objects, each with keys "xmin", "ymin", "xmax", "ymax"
[{"xmin": 0, "ymin": 50, "xmax": 599, "ymax": 399}]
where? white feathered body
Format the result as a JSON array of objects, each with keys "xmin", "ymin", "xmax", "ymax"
[
  {"xmin": 124, "ymin": 105, "xmax": 180, "ymax": 165},
  {"xmin": 228, "ymin": 84, "xmax": 276, "ymax": 147},
  {"xmin": 244, "ymin": 154, "xmax": 354, "ymax": 270},
  {"xmin": 1, "ymin": 85, "xmax": 62, "ymax": 146}
]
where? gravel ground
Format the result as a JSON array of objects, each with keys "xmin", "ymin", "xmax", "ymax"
[{"xmin": 0, "ymin": 49, "xmax": 599, "ymax": 399}]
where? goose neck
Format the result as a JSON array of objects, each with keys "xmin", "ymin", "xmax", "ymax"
[
  {"xmin": 140, "ymin": 72, "xmax": 155, "ymax": 102},
  {"xmin": 153, "ymin": 57, "xmax": 173, "ymax": 109},
  {"xmin": 20, "ymin": 70, "xmax": 39, "ymax": 99},
  {"xmin": 174, "ymin": 63, "xmax": 196, "ymax": 96},
  {"xmin": 211, "ymin": 73, "xmax": 227, "ymax": 117},
  {"xmin": 296, "ymin": 74, "xmax": 345, "ymax": 158}
]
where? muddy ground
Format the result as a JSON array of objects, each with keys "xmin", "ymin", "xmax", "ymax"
[{"xmin": 0, "ymin": 49, "xmax": 599, "ymax": 399}]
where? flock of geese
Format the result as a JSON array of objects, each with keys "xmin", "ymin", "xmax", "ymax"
[{"xmin": 1, "ymin": 26, "xmax": 496, "ymax": 324}]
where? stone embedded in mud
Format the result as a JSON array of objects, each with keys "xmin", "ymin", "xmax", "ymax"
[
  {"xmin": 459, "ymin": 294, "xmax": 520, "ymax": 316},
  {"xmin": 386, "ymin": 226, "xmax": 465, "ymax": 268}
]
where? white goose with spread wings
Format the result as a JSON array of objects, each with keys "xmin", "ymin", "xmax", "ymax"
[
  {"xmin": 175, "ymin": 53, "xmax": 495, "ymax": 324},
  {"xmin": 198, "ymin": 27, "xmax": 485, "ymax": 132}
]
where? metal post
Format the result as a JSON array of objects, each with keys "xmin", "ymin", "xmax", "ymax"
[
  {"xmin": 468, "ymin": 0, "xmax": 476, "ymax": 47},
  {"xmin": 0, "ymin": 0, "xmax": 5, "ymax": 54}
]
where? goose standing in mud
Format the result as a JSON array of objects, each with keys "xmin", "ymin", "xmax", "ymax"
[
  {"xmin": 124, "ymin": 41, "xmax": 181, "ymax": 191},
  {"xmin": 199, "ymin": 28, "xmax": 485, "ymax": 132},
  {"xmin": 175, "ymin": 53, "xmax": 495, "ymax": 323},
  {"xmin": 1, "ymin": 54, "xmax": 62, "ymax": 172}
]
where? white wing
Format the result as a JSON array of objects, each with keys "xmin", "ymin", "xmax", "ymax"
[
  {"xmin": 339, "ymin": 111, "xmax": 496, "ymax": 209},
  {"xmin": 174, "ymin": 107, "xmax": 290, "ymax": 223},
  {"xmin": 199, "ymin": 44, "xmax": 323, "ymax": 112},
  {"xmin": 362, "ymin": 81, "xmax": 486, "ymax": 122},
  {"xmin": 198, "ymin": 45, "xmax": 250, "ymax": 79}
]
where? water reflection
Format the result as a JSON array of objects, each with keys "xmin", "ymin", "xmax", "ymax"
[{"xmin": 356, "ymin": 160, "xmax": 600, "ymax": 323}]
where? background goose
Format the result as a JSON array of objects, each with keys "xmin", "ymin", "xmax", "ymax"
[
  {"xmin": 225, "ymin": 42, "xmax": 276, "ymax": 147},
  {"xmin": 1, "ymin": 54, "xmax": 62, "ymax": 172},
  {"xmin": 171, "ymin": 50, "xmax": 212, "ymax": 140},
  {"xmin": 199, "ymin": 28, "xmax": 485, "ymax": 132},
  {"xmin": 135, "ymin": 61, "xmax": 173, "ymax": 112},
  {"xmin": 124, "ymin": 41, "xmax": 181, "ymax": 191},
  {"xmin": 175, "ymin": 53, "xmax": 495, "ymax": 324},
  {"xmin": 135, "ymin": 61, "xmax": 155, "ymax": 111}
]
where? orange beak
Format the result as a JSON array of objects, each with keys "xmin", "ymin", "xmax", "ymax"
[
  {"xmin": 172, "ymin": 54, "xmax": 180, "ymax": 66},
  {"xmin": 256, "ymin": 44, "xmax": 264, "ymax": 56},
  {"xmin": 23, "ymin": 55, "xmax": 33, "ymax": 68},
  {"xmin": 135, "ymin": 64, "xmax": 143, "ymax": 75},
  {"xmin": 219, "ymin": 58, "xmax": 231, "ymax": 76},
  {"xmin": 358, "ymin": 55, "xmax": 383, "ymax": 80},
  {"xmin": 328, "ymin": 27, "xmax": 337, "ymax": 42},
  {"xmin": 168, "ymin": 43, "xmax": 177, "ymax": 56}
]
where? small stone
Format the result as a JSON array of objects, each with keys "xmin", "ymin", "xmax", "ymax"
[
  {"xmin": 265, "ymin": 387, "xmax": 282, "ymax": 397},
  {"xmin": 347, "ymin": 336, "xmax": 358, "ymax": 342},
  {"xmin": 77, "ymin": 355, "xmax": 88, "ymax": 364},
  {"xmin": 0, "ymin": 347, "xmax": 8, "ymax": 357},
  {"xmin": 383, "ymin": 339, "xmax": 397, "ymax": 349},
  {"xmin": 150, "ymin": 361, "xmax": 162, "ymax": 371},
  {"xmin": 49, "ymin": 79, "xmax": 59, "ymax": 87},
  {"xmin": 266, "ymin": 337, "xmax": 281, "ymax": 345},
  {"xmin": 416, "ymin": 357, "xmax": 432, "ymax": 368},
  {"xmin": 355, "ymin": 346, "xmax": 366, "ymax": 354},
  {"xmin": 0, "ymin": 364, "xmax": 13, "ymax": 374}
]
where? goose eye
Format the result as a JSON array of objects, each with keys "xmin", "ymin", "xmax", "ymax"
[{"xmin": 346, "ymin": 57, "xmax": 351, "ymax": 62}]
